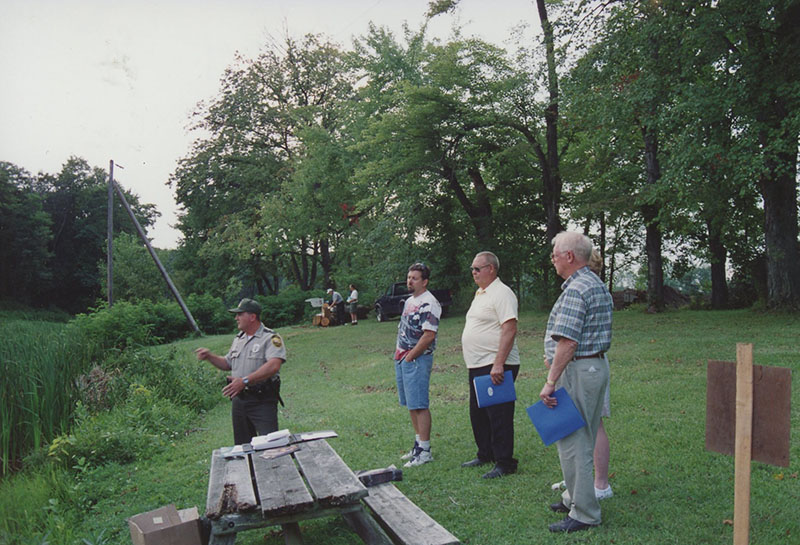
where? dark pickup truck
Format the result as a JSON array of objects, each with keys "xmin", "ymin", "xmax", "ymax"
[{"xmin": 373, "ymin": 282, "xmax": 453, "ymax": 322}]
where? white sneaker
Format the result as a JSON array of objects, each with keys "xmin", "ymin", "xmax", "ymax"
[
  {"xmin": 404, "ymin": 448, "xmax": 433, "ymax": 467},
  {"xmin": 595, "ymin": 485, "xmax": 613, "ymax": 500},
  {"xmin": 400, "ymin": 442, "xmax": 418, "ymax": 461}
]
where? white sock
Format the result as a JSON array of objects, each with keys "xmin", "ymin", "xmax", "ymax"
[
  {"xmin": 415, "ymin": 434, "xmax": 421, "ymax": 443},
  {"xmin": 419, "ymin": 440, "xmax": 430, "ymax": 450}
]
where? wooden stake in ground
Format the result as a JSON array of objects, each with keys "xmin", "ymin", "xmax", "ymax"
[
  {"xmin": 733, "ymin": 343, "xmax": 753, "ymax": 545},
  {"xmin": 706, "ymin": 345, "xmax": 792, "ymax": 545}
]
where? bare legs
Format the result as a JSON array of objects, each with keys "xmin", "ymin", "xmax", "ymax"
[
  {"xmin": 409, "ymin": 408, "xmax": 431, "ymax": 441},
  {"xmin": 594, "ymin": 419, "xmax": 610, "ymax": 491}
]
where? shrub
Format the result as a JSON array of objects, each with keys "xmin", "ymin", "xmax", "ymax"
[
  {"xmin": 255, "ymin": 287, "xmax": 325, "ymax": 328},
  {"xmin": 69, "ymin": 301, "xmax": 155, "ymax": 350},
  {"xmin": 99, "ymin": 346, "xmax": 220, "ymax": 413},
  {"xmin": 69, "ymin": 291, "xmax": 320, "ymax": 352},
  {"xmin": 49, "ymin": 386, "xmax": 196, "ymax": 468},
  {"xmin": 186, "ymin": 293, "xmax": 232, "ymax": 334},
  {"xmin": 149, "ymin": 300, "xmax": 193, "ymax": 341}
]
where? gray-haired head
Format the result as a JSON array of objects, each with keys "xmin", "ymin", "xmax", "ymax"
[
  {"xmin": 552, "ymin": 232, "xmax": 593, "ymax": 263},
  {"xmin": 475, "ymin": 251, "xmax": 499, "ymax": 272}
]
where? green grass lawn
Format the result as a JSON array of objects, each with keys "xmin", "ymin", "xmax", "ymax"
[{"xmin": 38, "ymin": 309, "xmax": 800, "ymax": 543}]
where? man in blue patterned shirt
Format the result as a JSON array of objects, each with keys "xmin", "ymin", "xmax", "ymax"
[
  {"xmin": 395, "ymin": 262, "xmax": 442, "ymax": 467},
  {"xmin": 540, "ymin": 232, "xmax": 612, "ymax": 533}
]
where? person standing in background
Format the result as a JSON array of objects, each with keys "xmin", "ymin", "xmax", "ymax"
[
  {"xmin": 327, "ymin": 288, "xmax": 345, "ymax": 325},
  {"xmin": 588, "ymin": 249, "xmax": 612, "ymax": 500},
  {"xmin": 346, "ymin": 284, "xmax": 359, "ymax": 325}
]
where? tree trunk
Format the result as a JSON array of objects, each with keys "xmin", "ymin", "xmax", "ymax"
[
  {"xmin": 441, "ymin": 164, "xmax": 493, "ymax": 247},
  {"xmin": 309, "ymin": 239, "xmax": 318, "ymax": 290},
  {"xmin": 608, "ymin": 250, "xmax": 616, "ymax": 295},
  {"xmin": 759, "ymin": 156, "xmax": 800, "ymax": 309},
  {"xmin": 641, "ymin": 126, "xmax": 664, "ymax": 312},
  {"xmin": 740, "ymin": 1, "xmax": 800, "ymax": 309},
  {"xmin": 290, "ymin": 238, "xmax": 310, "ymax": 291},
  {"xmin": 599, "ymin": 212, "xmax": 607, "ymax": 284},
  {"xmin": 536, "ymin": 0, "xmax": 564, "ymax": 247},
  {"xmin": 705, "ymin": 217, "xmax": 729, "ymax": 309},
  {"xmin": 289, "ymin": 253, "xmax": 303, "ymax": 290},
  {"xmin": 319, "ymin": 238, "xmax": 332, "ymax": 288}
]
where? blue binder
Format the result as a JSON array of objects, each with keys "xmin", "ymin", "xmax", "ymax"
[
  {"xmin": 473, "ymin": 371, "xmax": 516, "ymax": 408},
  {"xmin": 526, "ymin": 388, "xmax": 587, "ymax": 446}
]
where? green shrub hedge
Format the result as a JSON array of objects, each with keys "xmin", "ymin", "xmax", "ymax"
[
  {"xmin": 69, "ymin": 290, "xmax": 323, "ymax": 351},
  {"xmin": 255, "ymin": 287, "xmax": 325, "ymax": 329},
  {"xmin": 48, "ymin": 345, "xmax": 219, "ymax": 469}
]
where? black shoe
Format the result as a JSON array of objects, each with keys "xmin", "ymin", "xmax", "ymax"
[
  {"xmin": 461, "ymin": 457, "xmax": 491, "ymax": 468},
  {"xmin": 549, "ymin": 501, "xmax": 570, "ymax": 513},
  {"xmin": 482, "ymin": 465, "xmax": 516, "ymax": 479},
  {"xmin": 548, "ymin": 516, "xmax": 597, "ymax": 533}
]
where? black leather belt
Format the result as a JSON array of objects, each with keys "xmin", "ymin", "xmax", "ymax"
[{"xmin": 574, "ymin": 352, "xmax": 604, "ymax": 360}]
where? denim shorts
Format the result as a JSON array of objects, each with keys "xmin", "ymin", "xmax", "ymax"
[{"xmin": 395, "ymin": 353, "xmax": 433, "ymax": 409}]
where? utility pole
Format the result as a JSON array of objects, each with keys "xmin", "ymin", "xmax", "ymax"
[
  {"xmin": 107, "ymin": 160, "xmax": 115, "ymax": 306},
  {"xmin": 112, "ymin": 180, "xmax": 201, "ymax": 334}
]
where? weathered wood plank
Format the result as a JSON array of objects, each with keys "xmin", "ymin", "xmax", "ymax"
[
  {"xmin": 293, "ymin": 440, "xmax": 368, "ymax": 508},
  {"xmin": 251, "ymin": 448, "xmax": 314, "ymax": 517},
  {"xmin": 363, "ymin": 483, "xmax": 460, "ymax": 545},
  {"xmin": 342, "ymin": 507, "xmax": 394, "ymax": 545},
  {"xmin": 205, "ymin": 449, "xmax": 258, "ymax": 519},
  {"xmin": 209, "ymin": 504, "xmax": 365, "ymax": 536}
]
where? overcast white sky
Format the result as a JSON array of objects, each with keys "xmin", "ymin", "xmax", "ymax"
[{"xmin": 1, "ymin": 0, "xmax": 540, "ymax": 248}]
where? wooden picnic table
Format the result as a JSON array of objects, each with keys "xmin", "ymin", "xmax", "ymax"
[{"xmin": 204, "ymin": 439, "xmax": 394, "ymax": 545}]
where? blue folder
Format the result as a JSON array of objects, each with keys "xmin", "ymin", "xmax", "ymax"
[
  {"xmin": 473, "ymin": 371, "xmax": 516, "ymax": 408},
  {"xmin": 526, "ymin": 388, "xmax": 587, "ymax": 446}
]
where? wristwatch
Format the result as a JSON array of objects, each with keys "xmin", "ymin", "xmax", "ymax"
[{"xmin": 243, "ymin": 376, "xmax": 250, "ymax": 386}]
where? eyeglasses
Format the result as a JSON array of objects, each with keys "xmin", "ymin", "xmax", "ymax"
[
  {"xmin": 551, "ymin": 250, "xmax": 570, "ymax": 261},
  {"xmin": 470, "ymin": 264, "xmax": 491, "ymax": 273}
]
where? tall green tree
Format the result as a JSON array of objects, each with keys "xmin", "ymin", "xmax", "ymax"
[
  {"xmin": 352, "ymin": 26, "xmax": 546, "ymax": 290},
  {"xmin": 172, "ymin": 34, "xmax": 357, "ymax": 293},
  {"xmin": 38, "ymin": 157, "xmax": 157, "ymax": 312},
  {"xmin": 563, "ymin": 1, "xmax": 708, "ymax": 311},
  {"xmin": 0, "ymin": 162, "xmax": 53, "ymax": 303},
  {"xmin": 429, "ymin": 0, "xmax": 569, "ymax": 298},
  {"xmin": 99, "ymin": 232, "xmax": 171, "ymax": 302},
  {"xmin": 703, "ymin": 0, "xmax": 800, "ymax": 309}
]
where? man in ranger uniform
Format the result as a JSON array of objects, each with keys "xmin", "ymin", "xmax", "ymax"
[{"xmin": 196, "ymin": 298, "xmax": 286, "ymax": 445}]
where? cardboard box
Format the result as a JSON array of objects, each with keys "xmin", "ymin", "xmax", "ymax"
[{"xmin": 128, "ymin": 504, "xmax": 203, "ymax": 545}]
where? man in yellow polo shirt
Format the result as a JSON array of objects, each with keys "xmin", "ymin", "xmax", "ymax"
[{"xmin": 460, "ymin": 251, "xmax": 520, "ymax": 478}]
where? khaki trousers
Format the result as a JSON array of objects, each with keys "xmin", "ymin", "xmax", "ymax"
[{"xmin": 557, "ymin": 355, "xmax": 609, "ymax": 525}]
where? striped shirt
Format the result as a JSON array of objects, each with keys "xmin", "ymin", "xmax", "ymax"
[{"xmin": 545, "ymin": 267, "xmax": 612, "ymax": 360}]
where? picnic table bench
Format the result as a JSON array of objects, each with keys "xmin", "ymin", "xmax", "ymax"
[{"xmin": 204, "ymin": 438, "xmax": 459, "ymax": 545}]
